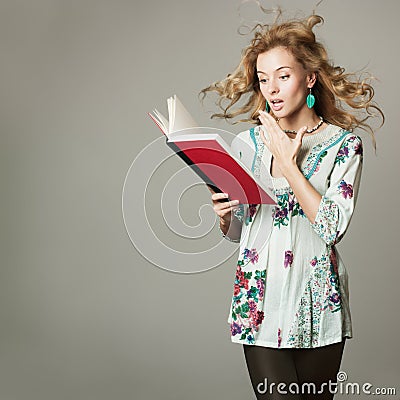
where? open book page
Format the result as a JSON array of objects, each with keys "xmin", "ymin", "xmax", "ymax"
[
  {"xmin": 148, "ymin": 109, "xmax": 169, "ymax": 135},
  {"xmin": 168, "ymin": 95, "xmax": 199, "ymax": 133},
  {"xmin": 152, "ymin": 109, "xmax": 169, "ymax": 133},
  {"xmin": 148, "ymin": 95, "xmax": 198, "ymax": 136}
]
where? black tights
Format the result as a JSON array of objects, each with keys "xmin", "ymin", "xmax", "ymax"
[{"xmin": 243, "ymin": 339, "xmax": 346, "ymax": 400}]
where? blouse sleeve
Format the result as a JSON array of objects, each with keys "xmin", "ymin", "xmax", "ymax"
[{"xmin": 310, "ymin": 134, "xmax": 363, "ymax": 246}]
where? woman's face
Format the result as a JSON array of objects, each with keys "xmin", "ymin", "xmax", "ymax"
[{"xmin": 256, "ymin": 47, "xmax": 314, "ymax": 119}]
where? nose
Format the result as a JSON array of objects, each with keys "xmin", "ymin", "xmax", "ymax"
[{"xmin": 268, "ymin": 78, "xmax": 279, "ymax": 95}]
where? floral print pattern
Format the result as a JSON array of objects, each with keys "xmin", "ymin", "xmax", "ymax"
[
  {"xmin": 335, "ymin": 145, "xmax": 350, "ymax": 165},
  {"xmin": 233, "ymin": 203, "xmax": 259, "ymax": 226},
  {"xmin": 313, "ymin": 150, "xmax": 328, "ymax": 174},
  {"xmin": 233, "ymin": 203, "xmax": 245, "ymax": 223},
  {"xmin": 287, "ymin": 249, "xmax": 342, "ymax": 347},
  {"xmin": 335, "ymin": 135, "xmax": 363, "ymax": 166},
  {"xmin": 245, "ymin": 204, "xmax": 258, "ymax": 225},
  {"xmin": 310, "ymin": 250, "xmax": 342, "ymax": 312},
  {"xmin": 311, "ymin": 196, "xmax": 340, "ymax": 245},
  {"xmin": 338, "ymin": 180, "xmax": 353, "ymax": 199},
  {"xmin": 284, "ymin": 250, "xmax": 294, "ymax": 268},
  {"xmin": 242, "ymin": 248, "xmax": 259, "ymax": 264},
  {"xmin": 273, "ymin": 190, "xmax": 305, "ymax": 228},
  {"xmin": 230, "ymin": 248, "xmax": 266, "ymax": 344}
]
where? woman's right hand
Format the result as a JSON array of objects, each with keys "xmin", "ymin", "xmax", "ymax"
[
  {"xmin": 207, "ymin": 186, "xmax": 242, "ymax": 241},
  {"xmin": 207, "ymin": 187, "xmax": 240, "ymax": 225}
]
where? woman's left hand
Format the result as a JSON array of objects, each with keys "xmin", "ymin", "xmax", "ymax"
[{"xmin": 257, "ymin": 110, "xmax": 308, "ymax": 175}]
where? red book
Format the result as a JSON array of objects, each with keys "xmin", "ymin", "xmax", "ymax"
[{"xmin": 148, "ymin": 95, "xmax": 276, "ymax": 204}]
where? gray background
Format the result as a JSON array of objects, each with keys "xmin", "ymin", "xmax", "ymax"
[{"xmin": 1, "ymin": 0, "xmax": 398, "ymax": 399}]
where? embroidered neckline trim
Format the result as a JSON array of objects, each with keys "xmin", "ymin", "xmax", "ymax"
[{"xmin": 250, "ymin": 125, "xmax": 351, "ymax": 191}]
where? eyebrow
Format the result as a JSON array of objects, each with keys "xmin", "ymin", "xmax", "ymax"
[{"xmin": 256, "ymin": 66, "xmax": 292, "ymax": 74}]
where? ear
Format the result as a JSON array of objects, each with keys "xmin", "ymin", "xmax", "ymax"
[{"xmin": 307, "ymin": 71, "xmax": 317, "ymax": 88}]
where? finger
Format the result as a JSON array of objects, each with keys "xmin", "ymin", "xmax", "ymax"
[
  {"xmin": 214, "ymin": 201, "xmax": 240, "ymax": 218},
  {"xmin": 256, "ymin": 111, "xmax": 271, "ymax": 133},
  {"xmin": 217, "ymin": 203, "xmax": 240, "ymax": 218},
  {"xmin": 258, "ymin": 110, "xmax": 270, "ymax": 126},
  {"xmin": 214, "ymin": 199, "xmax": 240, "ymax": 211},
  {"xmin": 228, "ymin": 199, "xmax": 240, "ymax": 207},
  {"xmin": 211, "ymin": 192, "xmax": 229, "ymax": 201},
  {"xmin": 260, "ymin": 111, "xmax": 288, "ymax": 139},
  {"xmin": 296, "ymin": 126, "xmax": 308, "ymax": 142},
  {"xmin": 219, "ymin": 199, "xmax": 240, "ymax": 208},
  {"xmin": 258, "ymin": 111, "xmax": 276, "ymax": 137}
]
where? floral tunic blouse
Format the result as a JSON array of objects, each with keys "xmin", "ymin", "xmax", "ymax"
[{"xmin": 225, "ymin": 123, "xmax": 363, "ymax": 349}]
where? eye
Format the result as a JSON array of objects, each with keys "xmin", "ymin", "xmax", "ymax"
[
  {"xmin": 259, "ymin": 78, "xmax": 268, "ymax": 84},
  {"xmin": 280, "ymin": 75, "xmax": 290, "ymax": 80}
]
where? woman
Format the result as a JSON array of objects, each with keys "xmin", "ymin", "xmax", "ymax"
[{"xmin": 200, "ymin": 12, "xmax": 384, "ymax": 400}]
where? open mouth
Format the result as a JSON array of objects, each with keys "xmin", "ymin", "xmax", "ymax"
[{"xmin": 270, "ymin": 99, "xmax": 284, "ymax": 110}]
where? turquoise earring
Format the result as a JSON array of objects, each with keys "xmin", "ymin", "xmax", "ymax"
[
  {"xmin": 265, "ymin": 101, "xmax": 270, "ymax": 113},
  {"xmin": 306, "ymin": 88, "xmax": 315, "ymax": 108}
]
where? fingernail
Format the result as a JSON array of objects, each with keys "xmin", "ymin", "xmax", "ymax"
[
  {"xmin": 232, "ymin": 200, "xmax": 240, "ymax": 204},
  {"xmin": 224, "ymin": 193, "xmax": 229, "ymax": 197}
]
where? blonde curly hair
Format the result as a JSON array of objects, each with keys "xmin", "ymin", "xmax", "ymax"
[{"xmin": 199, "ymin": 12, "xmax": 384, "ymax": 151}]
